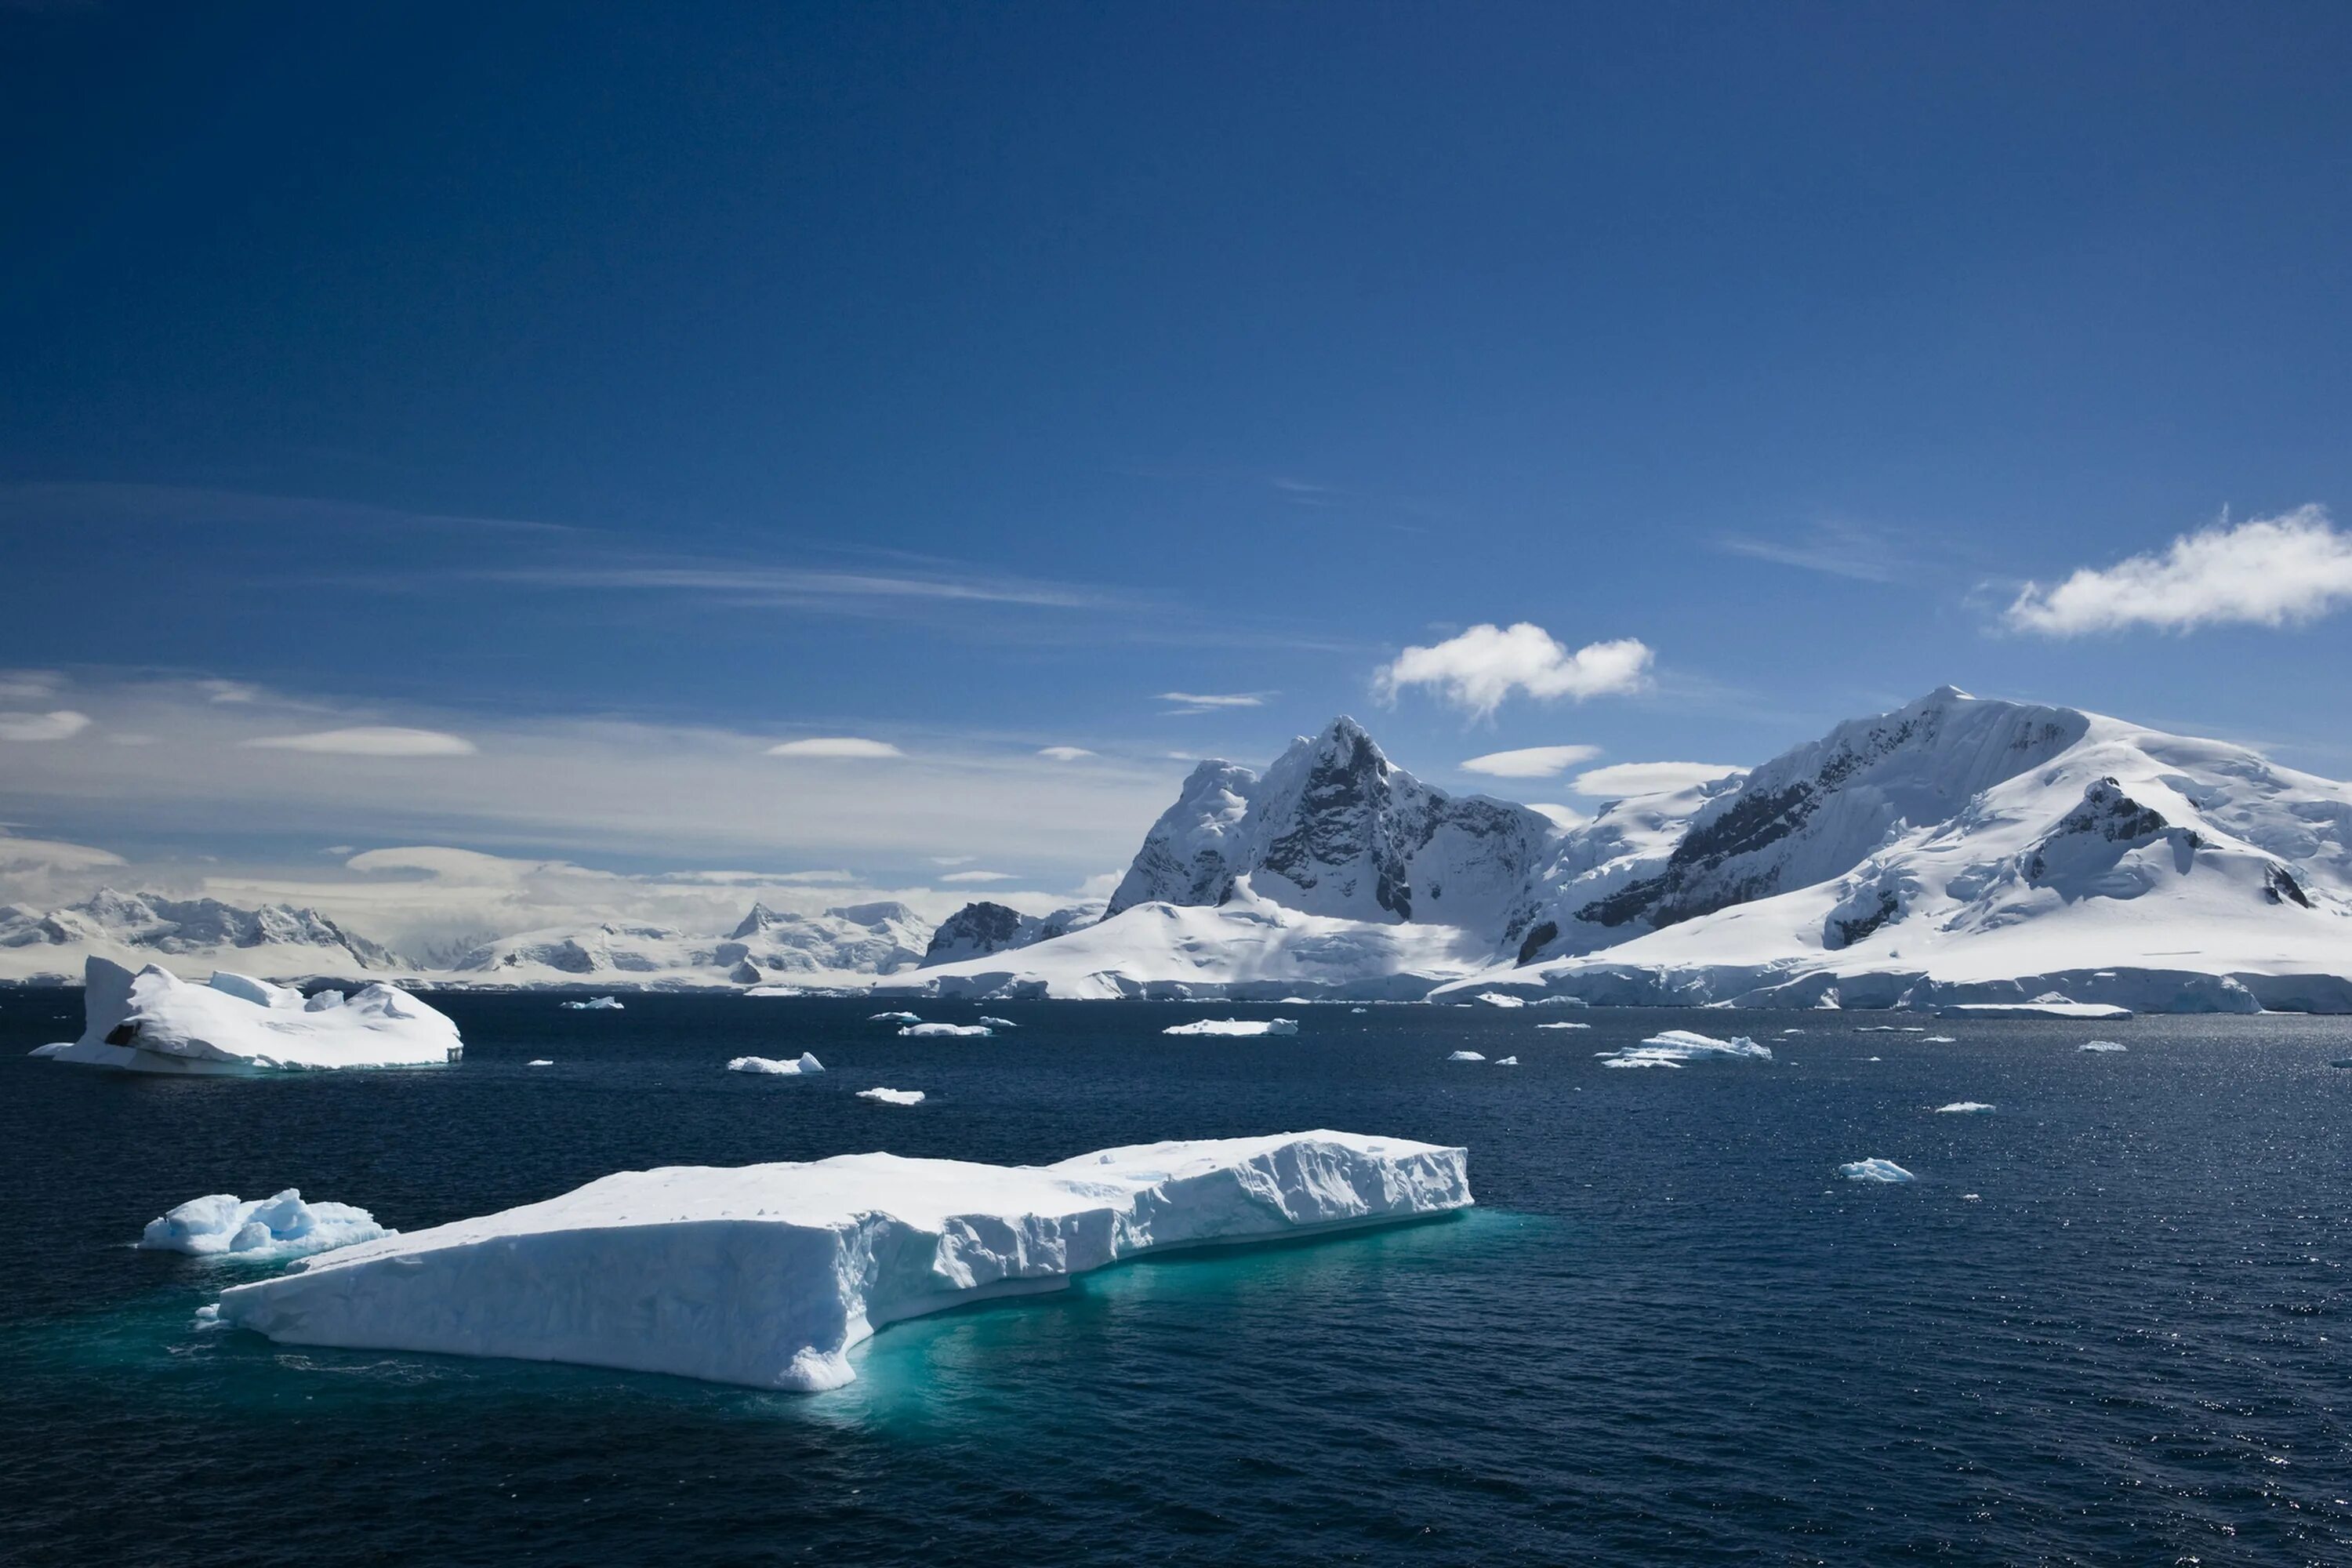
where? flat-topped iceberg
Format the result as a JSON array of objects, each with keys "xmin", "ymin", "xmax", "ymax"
[
  {"xmin": 1596, "ymin": 1029, "xmax": 1773, "ymax": 1069},
  {"xmin": 1162, "ymin": 1018, "xmax": 1298, "ymax": 1037},
  {"xmin": 140, "ymin": 1189, "xmax": 389, "ymax": 1261},
  {"xmin": 899, "ymin": 1022, "xmax": 989, "ymax": 1038},
  {"xmin": 212, "ymin": 1131, "xmax": 1472, "ymax": 1391},
  {"xmin": 728, "ymin": 1053, "xmax": 824, "ymax": 1076},
  {"xmin": 39, "ymin": 957, "xmax": 461, "ymax": 1074},
  {"xmin": 858, "ymin": 1087, "xmax": 925, "ymax": 1105}
]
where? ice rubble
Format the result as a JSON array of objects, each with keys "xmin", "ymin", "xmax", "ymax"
[
  {"xmin": 1933, "ymin": 1102, "xmax": 1995, "ymax": 1114},
  {"xmin": 38, "ymin": 957, "xmax": 461, "ymax": 1073},
  {"xmin": 728, "ymin": 1054, "xmax": 825, "ymax": 1076},
  {"xmin": 560, "ymin": 996, "xmax": 625, "ymax": 1011},
  {"xmin": 140, "ymin": 1189, "xmax": 389, "ymax": 1261},
  {"xmin": 899, "ymin": 1022, "xmax": 991, "ymax": 1038},
  {"xmin": 210, "ymin": 1131, "xmax": 1470, "ymax": 1391},
  {"xmin": 1595, "ymin": 1029, "xmax": 1774, "ymax": 1069},
  {"xmin": 858, "ymin": 1087, "xmax": 925, "ymax": 1105},
  {"xmin": 1162, "ymin": 1018, "xmax": 1299, "ymax": 1037},
  {"xmin": 1839, "ymin": 1159, "xmax": 1916, "ymax": 1183}
]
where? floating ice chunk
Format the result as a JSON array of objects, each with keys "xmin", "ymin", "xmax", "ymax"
[
  {"xmin": 1839, "ymin": 1159, "xmax": 1915, "ymax": 1183},
  {"xmin": 1597, "ymin": 1029, "xmax": 1773, "ymax": 1069},
  {"xmin": 729, "ymin": 1054, "xmax": 825, "ymax": 1076},
  {"xmin": 1534, "ymin": 1021, "xmax": 1590, "ymax": 1030},
  {"xmin": 1780, "ymin": 1028, "xmax": 1805, "ymax": 1035},
  {"xmin": 1934, "ymin": 1102, "xmax": 1994, "ymax": 1114},
  {"xmin": 527, "ymin": 1059, "xmax": 554, "ymax": 1068},
  {"xmin": 28, "ymin": 1041, "xmax": 70, "ymax": 1058},
  {"xmin": 858, "ymin": 1087, "xmax": 925, "ymax": 1105},
  {"xmin": 1447, "ymin": 1051, "xmax": 1486, "ymax": 1062},
  {"xmin": 211, "ymin": 1131, "xmax": 1472, "ymax": 1390},
  {"xmin": 868, "ymin": 1011, "xmax": 921, "ymax": 1025},
  {"xmin": 1494, "ymin": 1055, "xmax": 1519, "ymax": 1066},
  {"xmin": 42, "ymin": 957, "xmax": 460, "ymax": 1074},
  {"xmin": 1922, "ymin": 1035, "xmax": 1956, "ymax": 1044},
  {"xmin": 1474, "ymin": 993, "xmax": 1527, "ymax": 1008},
  {"xmin": 1162, "ymin": 1018, "xmax": 1299, "ymax": 1037},
  {"xmin": 2078, "ymin": 1040, "xmax": 2128, "ymax": 1053},
  {"xmin": 1942, "ymin": 1000, "xmax": 2131, "ymax": 1020},
  {"xmin": 1867, "ymin": 1056, "xmax": 1882, "ymax": 1062},
  {"xmin": 140, "ymin": 1189, "xmax": 390, "ymax": 1261},
  {"xmin": 1349, "ymin": 1007, "xmax": 1367, "ymax": 1014},
  {"xmin": 899, "ymin": 1022, "xmax": 991, "ymax": 1038},
  {"xmin": 1961, "ymin": 1192, "xmax": 1981, "ymax": 1201},
  {"xmin": 560, "ymin": 996, "xmax": 625, "ymax": 1011},
  {"xmin": 976, "ymin": 1017, "xmax": 1018, "ymax": 1029}
]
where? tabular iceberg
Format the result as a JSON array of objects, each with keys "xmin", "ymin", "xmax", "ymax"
[
  {"xmin": 728, "ymin": 1054, "xmax": 825, "ymax": 1076},
  {"xmin": 858, "ymin": 1087, "xmax": 925, "ymax": 1105},
  {"xmin": 1162, "ymin": 1018, "xmax": 1298, "ymax": 1037},
  {"xmin": 212, "ymin": 1131, "xmax": 1472, "ymax": 1391},
  {"xmin": 38, "ymin": 957, "xmax": 461, "ymax": 1073},
  {"xmin": 899, "ymin": 1022, "xmax": 990, "ymax": 1038},
  {"xmin": 140, "ymin": 1189, "xmax": 390, "ymax": 1261}
]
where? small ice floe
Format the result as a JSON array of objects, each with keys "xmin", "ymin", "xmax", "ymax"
[
  {"xmin": 858, "ymin": 1087, "xmax": 925, "ymax": 1106},
  {"xmin": 1780, "ymin": 1028, "xmax": 1805, "ymax": 1035},
  {"xmin": 1535, "ymin": 1021, "xmax": 1590, "ymax": 1030},
  {"xmin": 900, "ymin": 1022, "xmax": 991, "ymax": 1038},
  {"xmin": 2078, "ymin": 1040, "xmax": 2128, "ymax": 1053},
  {"xmin": 1447, "ymin": 1051, "xmax": 1486, "ymax": 1062},
  {"xmin": 527, "ymin": 1058, "xmax": 554, "ymax": 1068},
  {"xmin": 1596, "ymin": 1029, "xmax": 1773, "ymax": 1069},
  {"xmin": 728, "ymin": 1054, "xmax": 824, "ymax": 1076},
  {"xmin": 868, "ymin": 1011, "xmax": 921, "ymax": 1025},
  {"xmin": 1162, "ymin": 1018, "xmax": 1298, "ymax": 1037},
  {"xmin": 1922, "ymin": 1035, "xmax": 1956, "ymax": 1044},
  {"xmin": 1961, "ymin": 1192, "xmax": 1982, "ymax": 1202},
  {"xmin": 1867, "ymin": 1056, "xmax": 1882, "ymax": 1062},
  {"xmin": 1475, "ymin": 993, "xmax": 1527, "ymax": 1009},
  {"xmin": 1838, "ymin": 1159, "xmax": 1915, "ymax": 1184},
  {"xmin": 1494, "ymin": 1055, "xmax": 1519, "ymax": 1066},
  {"xmin": 1349, "ymin": 1006, "xmax": 1368, "ymax": 1014},
  {"xmin": 140, "ymin": 1189, "xmax": 389, "ymax": 1261},
  {"xmin": 977, "ymin": 1017, "xmax": 1018, "ymax": 1029},
  {"xmin": 561, "ymin": 996, "xmax": 625, "ymax": 1011},
  {"xmin": 1854, "ymin": 1025, "xmax": 1899, "ymax": 1033},
  {"xmin": 1933, "ymin": 1102, "xmax": 1994, "ymax": 1114}
]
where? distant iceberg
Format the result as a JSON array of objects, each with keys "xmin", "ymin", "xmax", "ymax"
[
  {"xmin": 1447, "ymin": 1050, "xmax": 1486, "ymax": 1062},
  {"xmin": 858, "ymin": 1087, "xmax": 925, "ymax": 1105},
  {"xmin": 1473, "ymin": 993, "xmax": 1526, "ymax": 1008},
  {"xmin": 977, "ymin": 1017, "xmax": 1019, "ymax": 1029},
  {"xmin": 527, "ymin": 1058, "xmax": 554, "ymax": 1068},
  {"xmin": 560, "ymin": 996, "xmax": 624, "ymax": 1011},
  {"xmin": 1933, "ymin": 1102, "xmax": 1994, "ymax": 1114},
  {"xmin": 1494, "ymin": 1055, "xmax": 1519, "ymax": 1066},
  {"xmin": 899, "ymin": 1022, "xmax": 990, "ymax": 1038},
  {"xmin": 2078, "ymin": 1040, "xmax": 2128, "ymax": 1053},
  {"xmin": 1163, "ymin": 1018, "xmax": 1298, "ymax": 1037},
  {"xmin": 141, "ymin": 1189, "xmax": 389, "ymax": 1261},
  {"xmin": 1839, "ymin": 1159, "xmax": 1916, "ymax": 1183},
  {"xmin": 1596, "ymin": 1029, "xmax": 1773, "ymax": 1069},
  {"xmin": 868, "ymin": 1011, "xmax": 922, "ymax": 1025},
  {"xmin": 1534, "ymin": 1021, "xmax": 1590, "ymax": 1030},
  {"xmin": 729, "ymin": 1053, "xmax": 824, "ymax": 1076},
  {"xmin": 210, "ymin": 1131, "xmax": 1472, "ymax": 1391},
  {"xmin": 39, "ymin": 957, "xmax": 460, "ymax": 1074}
]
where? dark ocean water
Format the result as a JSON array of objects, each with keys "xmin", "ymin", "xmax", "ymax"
[{"xmin": 1, "ymin": 990, "xmax": 2347, "ymax": 1566}]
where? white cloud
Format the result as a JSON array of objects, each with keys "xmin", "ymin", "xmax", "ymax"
[
  {"xmin": 939, "ymin": 869, "xmax": 1016, "ymax": 884},
  {"xmin": 1571, "ymin": 761, "xmax": 1740, "ymax": 798},
  {"xmin": 1525, "ymin": 803, "xmax": 1591, "ymax": 832},
  {"xmin": 244, "ymin": 726, "xmax": 477, "ymax": 757},
  {"xmin": 1076, "ymin": 870, "xmax": 1121, "ymax": 899},
  {"xmin": 1158, "ymin": 691, "xmax": 1269, "ymax": 715},
  {"xmin": 1457, "ymin": 743, "xmax": 1602, "ymax": 779},
  {"xmin": 2006, "ymin": 506, "xmax": 2352, "ymax": 636},
  {"xmin": 764, "ymin": 736, "xmax": 906, "ymax": 759},
  {"xmin": 1376, "ymin": 624, "xmax": 1653, "ymax": 717},
  {"xmin": 930, "ymin": 855, "xmax": 976, "ymax": 866},
  {"xmin": 1037, "ymin": 746, "xmax": 1097, "ymax": 761},
  {"xmin": 0, "ymin": 710, "xmax": 93, "ymax": 742},
  {"xmin": 0, "ymin": 830, "xmax": 125, "ymax": 877},
  {"xmin": 0, "ymin": 670, "xmax": 63, "ymax": 702}
]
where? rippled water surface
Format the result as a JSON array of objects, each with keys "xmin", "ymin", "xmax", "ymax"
[{"xmin": 2, "ymin": 992, "xmax": 2348, "ymax": 1565}]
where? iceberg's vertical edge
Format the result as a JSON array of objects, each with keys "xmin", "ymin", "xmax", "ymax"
[{"xmin": 214, "ymin": 1133, "xmax": 1472, "ymax": 1390}]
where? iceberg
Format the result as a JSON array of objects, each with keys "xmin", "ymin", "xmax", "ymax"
[
  {"xmin": 1941, "ymin": 1000, "xmax": 2132, "ymax": 1020},
  {"xmin": 2078, "ymin": 1040, "xmax": 2128, "ymax": 1053},
  {"xmin": 1933, "ymin": 1102, "xmax": 1994, "ymax": 1113},
  {"xmin": 40, "ymin": 957, "xmax": 461, "ymax": 1073},
  {"xmin": 1494, "ymin": 1055, "xmax": 1519, "ymax": 1065},
  {"xmin": 898, "ymin": 1022, "xmax": 991, "ymax": 1038},
  {"xmin": 868, "ymin": 1011, "xmax": 921, "ymax": 1024},
  {"xmin": 1839, "ymin": 1159, "xmax": 1916, "ymax": 1183},
  {"xmin": 1595, "ymin": 1029, "xmax": 1773, "ymax": 1069},
  {"xmin": 1161, "ymin": 1018, "xmax": 1299, "ymax": 1037},
  {"xmin": 560, "ymin": 996, "xmax": 625, "ymax": 1011},
  {"xmin": 728, "ymin": 1053, "xmax": 825, "ymax": 1076},
  {"xmin": 140, "ymin": 1189, "xmax": 390, "ymax": 1261},
  {"xmin": 211, "ymin": 1131, "xmax": 1470, "ymax": 1391},
  {"xmin": 1534, "ymin": 1021, "xmax": 1590, "ymax": 1030},
  {"xmin": 976, "ymin": 1016, "xmax": 1019, "ymax": 1029},
  {"xmin": 527, "ymin": 1058, "xmax": 554, "ymax": 1068},
  {"xmin": 1474, "ymin": 993, "xmax": 1527, "ymax": 1008},
  {"xmin": 1447, "ymin": 1051, "xmax": 1486, "ymax": 1062},
  {"xmin": 858, "ymin": 1087, "xmax": 925, "ymax": 1105}
]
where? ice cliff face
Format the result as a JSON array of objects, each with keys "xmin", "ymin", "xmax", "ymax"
[
  {"xmin": 920, "ymin": 900, "xmax": 1104, "ymax": 966},
  {"xmin": 0, "ymin": 888, "xmax": 402, "ymax": 979}
]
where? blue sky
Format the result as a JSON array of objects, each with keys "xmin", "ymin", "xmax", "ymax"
[{"xmin": 4, "ymin": 2, "xmax": 2352, "ymax": 927}]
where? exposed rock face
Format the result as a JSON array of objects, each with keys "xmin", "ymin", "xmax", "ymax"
[{"xmin": 921, "ymin": 899, "xmax": 1104, "ymax": 967}]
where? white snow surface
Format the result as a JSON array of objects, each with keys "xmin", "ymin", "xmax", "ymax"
[
  {"xmin": 141, "ymin": 1189, "xmax": 389, "ymax": 1261},
  {"xmin": 40, "ymin": 957, "xmax": 461, "ymax": 1073},
  {"xmin": 0, "ymin": 887, "xmax": 401, "ymax": 984},
  {"xmin": 1596, "ymin": 1029, "xmax": 1773, "ymax": 1070},
  {"xmin": 858, "ymin": 1087, "xmax": 926, "ymax": 1105},
  {"xmin": 728, "ymin": 1054, "xmax": 825, "ymax": 1076},
  {"xmin": 211, "ymin": 1131, "xmax": 1471, "ymax": 1391},
  {"xmin": 1162, "ymin": 1018, "xmax": 1299, "ymax": 1037},
  {"xmin": 898, "ymin": 1023, "xmax": 991, "ymax": 1038},
  {"xmin": 1839, "ymin": 1159, "xmax": 1917, "ymax": 1183}
]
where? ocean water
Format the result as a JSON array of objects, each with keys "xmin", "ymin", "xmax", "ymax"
[{"xmin": 2, "ymin": 992, "xmax": 2348, "ymax": 1566}]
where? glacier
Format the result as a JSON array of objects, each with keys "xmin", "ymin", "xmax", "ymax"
[
  {"xmin": 141, "ymin": 1189, "xmax": 389, "ymax": 1261},
  {"xmin": 38, "ymin": 957, "xmax": 461, "ymax": 1073},
  {"xmin": 210, "ymin": 1131, "xmax": 1472, "ymax": 1390}
]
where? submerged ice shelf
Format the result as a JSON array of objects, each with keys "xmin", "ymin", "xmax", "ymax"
[{"xmin": 212, "ymin": 1131, "xmax": 1472, "ymax": 1392}]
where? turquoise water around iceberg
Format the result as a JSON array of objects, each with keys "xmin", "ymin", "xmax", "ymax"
[{"xmin": 2, "ymin": 993, "xmax": 2347, "ymax": 1565}]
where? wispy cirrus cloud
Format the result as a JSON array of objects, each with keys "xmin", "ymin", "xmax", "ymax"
[
  {"xmin": 243, "ymin": 726, "xmax": 477, "ymax": 757},
  {"xmin": 474, "ymin": 561, "xmax": 1110, "ymax": 611},
  {"xmin": 2006, "ymin": 506, "xmax": 2352, "ymax": 635},
  {"xmin": 1377, "ymin": 624, "xmax": 1653, "ymax": 718},
  {"xmin": 1715, "ymin": 520, "xmax": 1916, "ymax": 583}
]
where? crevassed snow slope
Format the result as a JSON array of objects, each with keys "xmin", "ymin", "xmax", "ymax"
[
  {"xmin": 42, "ymin": 957, "xmax": 462, "ymax": 1073},
  {"xmin": 213, "ymin": 1131, "xmax": 1473, "ymax": 1390}
]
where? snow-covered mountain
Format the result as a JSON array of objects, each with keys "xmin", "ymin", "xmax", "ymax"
[
  {"xmin": 0, "ymin": 888, "xmax": 402, "ymax": 984},
  {"xmin": 902, "ymin": 693, "xmax": 2352, "ymax": 1008},
  {"xmin": 920, "ymin": 900, "xmax": 1105, "ymax": 966},
  {"xmin": 449, "ymin": 902, "xmax": 935, "ymax": 988}
]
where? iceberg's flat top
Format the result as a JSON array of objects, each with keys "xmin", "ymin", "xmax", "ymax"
[
  {"xmin": 214, "ymin": 1131, "xmax": 1472, "ymax": 1392},
  {"xmin": 42, "ymin": 958, "xmax": 461, "ymax": 1073}
]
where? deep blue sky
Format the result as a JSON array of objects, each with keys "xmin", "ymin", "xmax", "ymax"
[{"xmin": 5, "ymin": 2, "xmax": 2352, "ymax": 891}]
